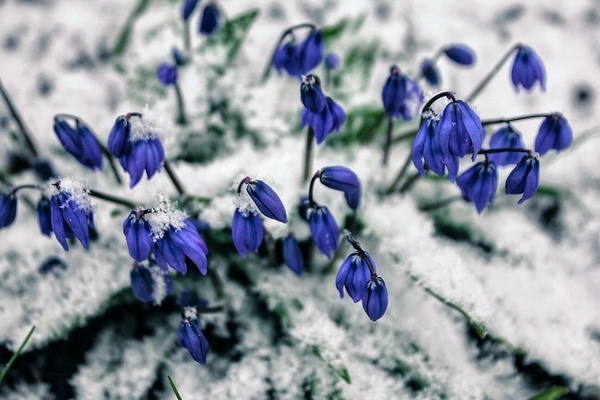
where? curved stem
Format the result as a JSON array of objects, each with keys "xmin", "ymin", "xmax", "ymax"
[
  {"xmin": 302, "ymin": 126, "xmax": 315, "ymax": 183},
  {"xmin": 89, "ymin": 189, "xmax": 137, "ymax": 209},
  {"xmin": 465, "ymin": 43, "xmax": 519, "ymax": 103},
  {"xmin": 163, "ymin": 159, "xmax": 186, "ymax": 196},
  {"xmin": 261, "ymin": 23, "xmax": 317, "ymax": 82},
  {"xmin": 0, "ymin": 79, "xmax": 38, "ymax": 157},
  {"xmin": 345, "ymin": 232, "xmax": 376, "ymax": 276},
  {"xmin": 307, "ymin": 171, "xmax": 319, "ymax": 207},
  {"xmin": 421, "ymin": 91, "xmax": 455, "ymax": 115},
  {"xmin": 398, "ymin": 171, "xmax": 422, "ymax": 194},
  {"xmin": 481, "ymin": 113, "xmax": 551, "ymax": 126}
]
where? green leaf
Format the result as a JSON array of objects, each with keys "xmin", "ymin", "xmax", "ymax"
[
  {"xmin": 310, "ymin": 343, "xmax": 352, "ymax": 384},
  {"xmin": 167, "ymin": 375, "xmax": 183, "ymax": 400},
  {"xmin": 341, "ymin": 40, "xmax": 380, "ymax": 89},
  {"xmin": 327, "ymin": 106, "xmax": 386, "ymax": 146},
  {"xmin": 525, "ymin": 386, "xmax": 569, "ymax": 400},
  {"xmin": 0, "ymin": 325, "xmax": 35, "ymax": 386},
  {"xmin": 322, "ymin": 14, "xmax": 366, "ymax": 43},
  {"xmin": 111, "ymin": 0, "xmax": 152, "ymax": 57},
  {"xmin": 202, "ymin": 9, "xmax": 260, "ymax": 64}
]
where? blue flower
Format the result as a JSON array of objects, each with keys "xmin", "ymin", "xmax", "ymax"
[
  {"xmin": 301, "ymin": 96, "xmax": 345, "ymax": 144},
  {"xmin": 0, "ymin": 192, "xmax": 17, "ymax": 229},
  {"xmin": 511, "ymin": 45, "xmax": 546, "ymax": 91},
  {"xmin": 37, "ymin": 196, "xmax": 52, "ymax": 236},
  {"xmin": 107, "ymin": 116, "xmax": 131, "ymax": 158},
  {"xmin": 130, "ymin": 262, "xmax": 173, "ymax": 303},
  {"xmin": 488, "ymin": 125, "xmax": 526, "ymax": 166},
  {"xmin": 119, "ymin": 137, "xmax": 165, "ymax": 188},
  {"xmin": 273, "ymin": 29, "xmax": 323, "ymax": 77},
  {"xmin": 456, "ymin": 161, "xmax": 498, "ymax": 213},
  {"xmin": 300, "ymin": 74, "xmax": 325, "ymax": 114},
  {"xmin": 362, "ymin": 277, "xmax": 388, "ymax": 321},
  {"xmin": 283, "ymin": 234, "xmax": 303, "ymax": 276},
  {"xmin": 157, "ymin": 63, "xmax": 178, "ymax": 86},
  {"xmin": 244, "ymin": 178, "xmax": 288, "ymax": 223},
  {"xmin": 309, "ymin": 206, "xmax": 339, "ymax": 259},
  {"xmin": 53, "ymin": 117, "xmax": 103, "ymax": 170},
  {"xmin": 436, "ymin": 99, "xmax": 484, "ymax": 161},
  {"xmin": 181, "ymin": 0, "xmax": 200, "ymax": 21},
  {"xmin": 505, "ymin": 154, "xmax": 540, "ymax": 203},
  {"xmin": 232, "ymin": 210, "xmax": 264, "ymax": 257},
  {"xmin": 154, "ymin": 219, "xmax": 208, "ymax": 275},
  {"xmin": 123, "ymin": 211, "xmax": 155, "ymax": 262},
  {"xmin": 443, "ymin": 44, "xmax": 476, "ymax": 66},
  {"xmin": 318, "ymin": 166, "xmax": 361, "ymax": 210},
  {"xmin": 420, "ymin": 58, "xmax": 440, "ymax": 86},
  {"xmin": 178, "ymin": 311, "xmax": 210, "ymax": 365},
  {"xmin": 199, "ymin": 3, "xmax": 220, "ymax": 35},
  {"xmin": 336, "ymin": 251, "xmax": 375, "ymax": 302},
  {"xmin": 534, "ymin": 113, "xmax": 572, "ymax": 156},
  {"xmin": 297, "ymin": 195, "xmax": 311, "ymax": 222},
  {"xmin": 412, "ymin": 116, "xmax": 459, "ymax": 180},
  {"xmin": 324, "ymin": 52, "xmax": 340, "ymax": 70},
  {"xmin": 49, "ymin": 180, "xmax": 94, "ymax": 251},
  {"xmin": 397, "ymin": 77, "xmax": 424, "ymax": 121},
  {"xmin": 382, "ymin": 65, "xmax": 406, "ymax": 117}
]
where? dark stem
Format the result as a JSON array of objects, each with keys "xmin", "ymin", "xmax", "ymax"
[
  {"xmin": 418, "ymin": 195, "xmax": 462, "ymax": 212},
  {"xmin": 261, "ymin": 23, "xmax": 317, "ymax": 82},
  {"xmin": 481, "ymin": 113, "xmax": 551, "ymax": 126},
  {"xmin": 167, "ymin": 375, "xmax": 183, "ymax": 400},
  {"xmin": 10, "ymin": 184, "xmax": 41, "ymax": 194},
  {"xmin": 345, "ymin": 232, "xmax": 376, "ymax": 276},
  {"xmin": 0, "ymin": 79, "xmax": 38, "ymax": 157},
  {"xmin": 163, "ymin": 159, "xmax": 186, "ymax": 196},
  {"xmin": 414, "ymin": 50, "xmax": 443, "ymax": 82},
  {"xmin": 382, "ymin": 116, "xmax": 394, "ymax": 166},
  {"xmin": 174, "ymin": 82, "xmax": 187, "ymax": 126},
  {"xmin": 89, "ymin": 189, "xmax": 137, "ymax": 209},
  {"xmin": 385, "ymin": 150, "xmax": 413, "ymax": 195},
  {"xmin": 398, "ymin": 171, "xmax": 422, "ymax": 194},
  {"xmin": 302, "ymin": 126, "xmax": 315, "ymax": 183},
  {"xmin": 421, "ymin": 91, "xmax": 456, "ymax": 115},
  {"xmin": 183, "ymin": 19, "xmax": 191, "ymax": 52},
  {"xmin": 0, "ymin": 325, "xmax": 35, "ymax": 386},
  {"xmin": 308, "ymin": 171, "xmax": 319, "ymax": 207},
  {"xmin": 198, "ymin": 305, "xmax": 226, "ymax": 314},
  {"xmin": 465, "ymin": 43, "xmax": 519, "ymax": 103},
  {"xmin": 478, "ymin": 147, "xmax": 531, "ymax": 155}
]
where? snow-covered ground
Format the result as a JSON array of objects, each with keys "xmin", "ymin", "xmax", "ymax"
[{"xmin": 1, "ymin": 0, "xmax": 599, "ymax": 399}]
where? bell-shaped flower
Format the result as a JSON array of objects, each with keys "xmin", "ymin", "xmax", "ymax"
[
  {"xmin": 336, "ymin": 251, "xmax": 376, "ymax": 302},
  {"xmin": 301, "ymin": 96, "xmax": 346, "ymax": 144},
  {"xmin": 123, "ymin": 211, "xmax": 155, "ymax": 262},
  {"xmin": 362, "ymin": 276, "xmax": 388, "ymax": 321},
  {"xmin": 382, "ymin": 65, "xmax": 407, "ymax": 118},
  {"xmin": 511, "ymin": 45, "xmax": 546, "ymax": 91},
  {"xmin": 181, "ymin": 0, "xmax": 200, "ymax": 21},
  {"xmin": 178, "ymin": 308, "xmax": 210, "ymax": 365},
  {"xmin": 0, "ymin": 192, "xmax": 17, "ymax": 229},
  {"xmin": 324, "ymin": 52, "xmax": 340, "ymax": 70},
  {"xmin": 309, "ymin": 206, "xmax": 339, "ymax": 259},
  {"xmin": 119, "ymin": 137, "xmax": 165, "ymax": 188},
  {"xmin": 443, "ymin": 44, "xmax": 476, "ymax": 66},
  {"xmin": 283, "ymin": 234, "xmax": 303, "ymax": 276},
  {"xmin": 420, "ymin": 58, "xmax": 440, "ymax": 86},
  {"xmin": 318, "ymin": 166, "xmax": 361, "ymax": 210},
  {"xmin": 231, "ymin": 210, "xmax": 264, "ymax": 257},
  {"xmin": 300, "ymin": 74, "xmax": 325, "ymax": 114},
  {"xmin": 505, "ymin": 154, "xmax": 540, "ymax": 203},
  {"xmin": 412, "ymin": 116, "xmax": 459, "ymax": 181},
  {"xmin": 456, "ymin": 161, "xmax": 498, "ymax": 213},
  {"xmin": 397, "ymin": 77, "xmax": 424, "ymax": 121},
  {"xmin": 49, "ymin": 179, "xmax": 94, "ymax": 251},
  {"xmin": 154, "ymin": 219, "xmax": 208, "ymax": 275},
  {"xmin": 130, "ymin": 262, "xmax": 172, "ymax": 304},
  {"xmin": 534, "ymin": 113, "xmax": 572, "ymax": 156},
  {"xmin": 37, "ymin": 196, "xmax": 52, "ymax": 236},
  {"xmin": 244, "ymin": 178, "xmax": 288, "ymax": 223},
  {"xmin": 436, "ymin": 99, "xmax": 484, "ymax": 161},
  {"xmin": 273, "ymin": 29, "xmax": 323, "ymax": 77},
  {"xmin": 199, "ymin": 3, "xmax": 220, "ymax": 35},
  {"xmin": 108, "ymin": 116, "xmax": 131, "ymax": 158},
  {"xmin": 488, "ymin": 125, "xmax": 526, "ymax": 166},
  {"xmin": 157, "ymin": 63, "xmax": 178, "ymax": 86},
  {"xmin": 53, "ymin": 118, "xmax": 103, "ymax": 170}
]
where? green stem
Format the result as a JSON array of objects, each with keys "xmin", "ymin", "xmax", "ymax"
[
  {"xmin": 385, "ymin": 150, "xmax": 413, "ymax": 195},
  {"xmin": 465, "ymin": 43, "xmax": 519, "ymax": 103},
  {"xmin": 302, "ymin": 127, "xmax": 315, "ymax": 183},
  {"xmin": 183, "ymin": 19, "xmax": 191, "ymax": 53},
  {"xmin": 167, "ymin": 375, "xmax": 183, "ymax": 400},
  {"xmin": 89, "ymin": 189, "xmax": 137, "ymax": 209},
  {"xmin": 481, "ymin": 113, "xmax": 551, "ymax": 126},
  {"xmin": 0, "ymin": 325, "xmax": 36, "ymax": 386},
  {"xmin": 163, "ymin": 159, "xmax": 186, "ymax": 196},
  {"xmin": 0, "ymin": 79, "xmax": 38, "ymax": 157},
  {"xmin": 398, "ymin": 171, "xmax": 422, "ymax": 194},
  {"xmin": 418, "ymin": 195, "xmax": 462, "ymax": 212},
  {"xmin": 174, "ymin": 83, "xmax": 187, "ymax": 126},
  {"xmin": 382, "ymin": 116, "xmax": 394, "ymax": 166}
]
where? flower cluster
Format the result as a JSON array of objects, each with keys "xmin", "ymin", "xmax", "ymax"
[
  {"xmin": 300, "ymin": 74, "xmax": 346, "ymax": 144},
  {"xmin": 272, "ymin": 25, "xmax": 324, "ymax": 78}
]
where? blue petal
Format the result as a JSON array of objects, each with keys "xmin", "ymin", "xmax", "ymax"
[
  {"xmin": 443, "ymin": 44, "xmax": 476, "ymax": 66},
  {"xmin": 283, "ymin": 235, "xmax": 303, "ymax": 275},
  {"xmin": 108, "ymin": 116, "xmax": 131, "ymax": 158},
  {"xmin": 362, "ymin": 277, "xmax": 389, "ymax": 321},
  {"xmin": 0, "ymin": 193, "xmax": 17, "ymax": 229},
  {"xmin": 246, "ymin": 180, "xmax": 288, "ymax": 223},
  {"xmin": 50, "ymin": 194, "xmax": 69, "ymax": 251},
  {"xmin": 309, "ymin": 207, "xmax": 339, "ymax": 259}
]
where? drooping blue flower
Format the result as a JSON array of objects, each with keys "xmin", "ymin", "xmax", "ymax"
[
  {"xmin": 0, "ymin": 192, "xmax": 17, "ymax": 229},
  {"xmin": 130, "ymin": 262, "xmax": 173, "ymax": 303},
  {"xmin": 273, "ymin": 29, "xmax": 324, "ymax": 77},
  {"xmin": 488, "ymin": 125, "xmax": 526, "ymax": 166},
  {"xmin": 154, "ymin": 219, "xmax": 208, "ymax": 275},
  {"xmin": 199, "ymin": 3, "xmax": 220, "ymax": 35},
  {"xmin": 382, "ymin": 65, "xmax": 406, "ymax": 118},
  {"xmin": 420, "ymin": 58, "xmax": 440, "ymax": 86},
  {"xmin": 336, "ymin": 251, "xmax": 376, "ymax": 302},
  {"xmin": 181, "ymin": 0, "xmax": 200, "ymax": 21},
  {"xmin": 178, "ymin": 310, "xmax": 210, "ymax": 365},
  {"xmin": 283, "ymin": 234, "xmax": 303, "ymax": 276},
  {"xmin": 244, "ymin": 178, "xmax": 288, "ymax": 223},
  {"xmin": 443, "ymin": 44, "xmax": 476, "ymax": 66},
  {"xmin": 301, "ymin": 96, "xmax": 346, "ymax": 144},
  {"xmin": 309, "ymin": 206, "xmax": 339, "ymax": 259},
  {"xmin": 123, "ymin": 211, "xmax": 155, "ymax": 262},
  {"xmin": 300, "ymin": 74, "xmax": 325, "ymax": 114},
  {"xmin": 49, "ymin": 179, "xmax": 94, "ymax": 251},
  {"xmin": 53, "ymin": 117, "xmax": 103, "ymax": 170},
  {"xmin": 456, "ymin": 161, "xmax": 499, "ymax": 213},
  {"xmin": 37, "ymin": 196, "xmax": 52, "ymax": 236},
  {"xmin": 231, "ymin": 210, "xmax": 264, "ymax": 257},
  {"xmin": 412, "ymin": 116, "xmax": 459, "ymax": 181},
  {"xmin": 534, "ymin": 113, "xmax": 573, "ymax": 156},
  {"xmin": 324, "ymin": 52, "xmax": 340, "ymax": 70},
  {"xmin": 511, "ymin": 45, "xmax": 546, "ymax": 92},
  {"xmin": 436, "ymin": 99, "xmax": 484, "ymax": 161},
  {"xmin": 119, "ymin": 137, "xmax": 165, "ymax": 188},
  {"xmin": 362, "ymin": 276, "xmax": 388, "ymax": 321},
  {"xmin": 107, "ymin": 116, "xmax": 131, "ymax": 158},
  {"xmin": 157, "ymin": 63, "xmax": 178, "ymax": 86},
  {"xmin": 318, "ymin": 166, "xmax": 361, "ymax": 210},
  {"xmin": 505, "ymin": 154, "xmax": 540, "ymax": 203}
]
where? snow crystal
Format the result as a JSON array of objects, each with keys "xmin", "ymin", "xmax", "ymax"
[
  {"xmin": 128, "ymin": 104, "xmax": 170, "ymax": 142},
  {"xmin": 146, "ymin": 192, "xmax": 187, "ymax": 239}
]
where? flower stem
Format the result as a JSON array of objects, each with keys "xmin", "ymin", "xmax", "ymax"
[
  {"xmin": 398, "ymin": 171, "xmax": 422, "ymax": 194},
  {"xmin": 302, "ymin": 126, "xmax": 315, "ymax": 183},
  {"xmin": 0, "ymin": 79, "xmax": 38, "ymax": 157},
  {"xmin": 89, "ymin": 189, "xmax": 137, "ymax": 209},
  {"xmin": 385, "ymin": 150, "xmax": 413, "ymax": 195},
  {"xmin": 307, "ymin": 170, "xmax": 319, "ymax": 207},
  {"xmin": 174, "ymin": 82, "xmax": 187, "ymax": 126},
  {"xmin": 167, "ymin": 375, "xmax": 183, "ymax": 400},
  {"xmin": 0, "ymin": 325, "xmax": 35, "ymax": 386},
  {"xmin": 418, "ymin": 195, "xmax": 462, "ymax": 212},
  {"xmin": 382, "ymin": 116, "xmax": 394, "ymax": 166},
  {"xmin": 481, "ymin": 113, "xmax": 551, "ymax": 126},
  {"xmin": 421, "ymin": 91, "xmax": 456, "ymax": 114},
  {"xmin": 183, "ymin": 19, "xmax": 191, "ymax": 52},
  {"xmin": 163, "ymin": 159, "xmax": 186, "ymax": 196},
  {"xmin": 478, "ymin": 147, "xmax": 532, "ymax": 156},
  {"xmin": 465, "ymin": 43, "xmax": 519, "ymax": 103},
  {"xmin": 261, "ymin": 23, "xmax": 316, "ymax": 82}
]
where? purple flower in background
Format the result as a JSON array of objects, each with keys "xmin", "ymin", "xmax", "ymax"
[
  {"xmin": 436, "ymin": 99, "xmax": 484, "ymax": 161},
  {"xmin": 317, "ymin": 166, "xmax": 361, "ymax": 210},
  {"xmin": 456, "ymin": 161, "xmax": 499, "ymax": 213},
  {"xmin": 309, "ymin": 206, "xmax": 339, "ymax": 259},
  {"xmin": 443, "ymin": 44, "xmax": 476, "ymax": 66},
  {"xmin": 178, "ymin": 307, "xmax": 210, "ymax": 365},
  {"xmin": 420, "ymin": 58, "xmax": 440, "ymax": 86},
  {"xmin": 49, "ymin": 179, "xmax": 94, "ymax": 251},
  {"xmin": 362, "ymin": 277, "xmax": 388, "ymax": 321},
  {"xmin": 511, "ymin": 45, "xmax": 546, "ymax": 92},
  {"xmin": 324, "ymin": 52, "xmax": 340, "ymax": 70},
  {"xmin": 505, "ymin": 154, "xmax": 540, "ymax": 203},
  {"xmin": 488, "ymin": 125, "xmax": 526, "ymax": 166},
  {"xmin": 283, "ymin": 234, "xmax": 303, "ymax": 275},
  {"xmin": 199, "ymin": 3, "xmax": 220, "ymax": 35},
  {"xmin": 300, "ymin": 74, "xmax": 326, "ymax": 114},
  {"xmin": 130, "ymin": 262, "xmax": 172, "ymax": 304},
  {"xmin": 336, "ymin": 251, "xmax": 376, "ymax": 302},
  {"xmin": 231, "ymin": 210, "xmax": 264, "ymax": 257},
  {"xmin": 123, "ymin": 210, "xmax": 155, "ymax": 262},
  {"xmin": 534, "ymin": 113, "xmax": 572, "ymax": 156},
  {"xmin": 181, "ymin": 0, "xmax": 200, "ymax": 21},
  {"xmin": 0, "ymin": 192, "xmax": 17, "ymax": 229},
  {"xmin": 157, "ymin": 63, "xmax": 178, "ymax": 86},
  {"xmin": 53, "ymin": 117, "xmax": 103, "ymax": 170}
]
